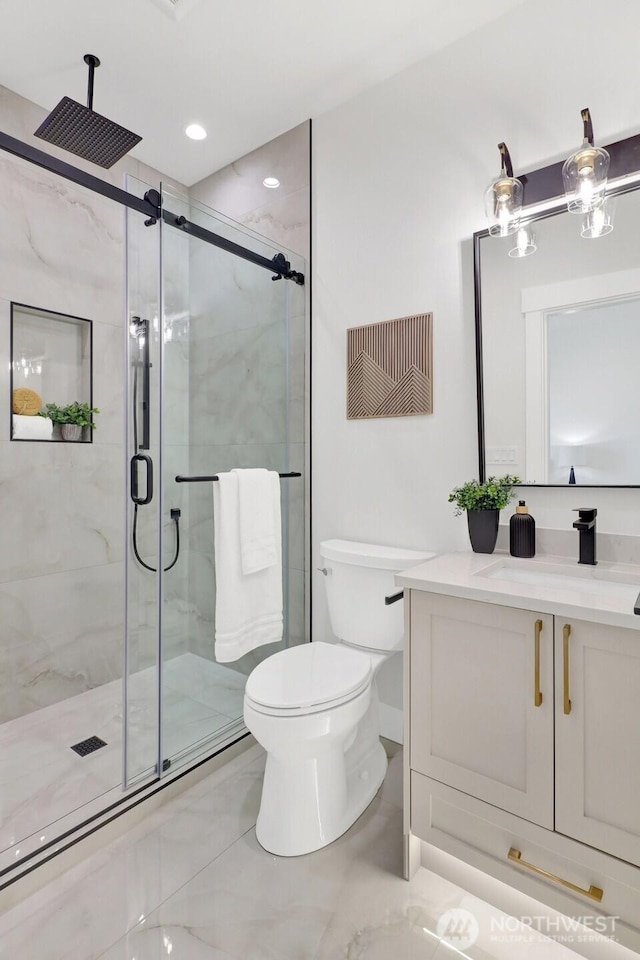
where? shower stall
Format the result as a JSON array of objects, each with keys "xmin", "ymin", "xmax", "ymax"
[{"xmin": 0, "ymin": 126, "xmax": 307, "ymax": 883}]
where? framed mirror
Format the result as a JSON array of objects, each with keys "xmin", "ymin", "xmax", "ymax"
[{"xmin": 475, "ymin": 143, "xmax": 640, "ymax": 487}]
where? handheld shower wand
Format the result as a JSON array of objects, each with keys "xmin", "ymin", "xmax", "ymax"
[{"xmin": 130, "ymin": 317, "xmax": 180, "ymax": 573}]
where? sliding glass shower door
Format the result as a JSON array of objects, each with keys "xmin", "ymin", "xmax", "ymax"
[
  {"xmin": 126, "ymin": 183, "xmax": 306, "ymax": 783},
  {"xmin": 158, "ymin": 186, "xmax": 306, "ymax": 774}
]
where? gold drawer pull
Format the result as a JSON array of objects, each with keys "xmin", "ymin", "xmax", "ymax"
[
  {"xmin": 563, "ymin": 623, "xmax": 572, "ymax": 715},
  {"xmin": 534, "ymin": 619, "xmax": 543, "ymax": 707},
  {"xmin": 508, "ymin": 847, "xmax": 603, "ymax": 902}
]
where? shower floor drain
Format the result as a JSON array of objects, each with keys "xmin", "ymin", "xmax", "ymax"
[{"xmin": 70, "ymin": 736, "xmax": 107, "ymax": 757}]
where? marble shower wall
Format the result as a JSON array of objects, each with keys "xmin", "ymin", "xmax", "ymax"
[
  {"xmin": 187, "ymin": 122, "xmax": 310, "ymax": 668},
  {"xmin": 0, "ymin": 85, "xmax": 188, "ymax": 723}
]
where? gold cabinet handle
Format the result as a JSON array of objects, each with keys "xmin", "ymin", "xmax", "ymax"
[
  {"xmin": 508, "ymin": 847, "xmax": 603, "ymax": 903},
  {"xmin": 563, "ymin": 623, "xmax": 572, "ymax": 715},
  {"xmin": 534, "ymin": 619, "xmax": 543, "ymax": 707}
]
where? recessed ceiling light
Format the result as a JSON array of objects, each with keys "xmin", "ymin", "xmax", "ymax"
[
  {"xmin": 185, "ymin": 123, "xmax": 207, "ymax": 141},
  {"xmin": 263, "ymin": 177, "xmax": 280, "ymax": 188}
]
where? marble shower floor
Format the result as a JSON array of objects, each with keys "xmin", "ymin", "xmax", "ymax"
[
  {"xmin": 0, "ymin": 653, "xmax": 247, "ymax": 857},
  {"xmin": 0, "ymin": 744, "xmax": 634, "ymax": 960}
]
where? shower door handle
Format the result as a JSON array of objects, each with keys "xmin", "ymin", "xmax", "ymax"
[{"xmin": 130, "ymin": 454, "xmax": 154, "ymax": 505}]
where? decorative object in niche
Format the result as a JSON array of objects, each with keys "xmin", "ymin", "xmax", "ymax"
[
  {"xmin": 448, "ymin": 475, "xmax": 520, "ymax": 554},
  {"xmin": 10, "ymin": 302, "xmax": 93, "ymax": 443},
  {"xmin": 38, "ymin": 402, "xmax": 99, "ymax": 441},
  {"xmin": 12, "ymin": 387, "xmax": 42, "ymax": 416},
  {"xmin": 346, "ymin": 313, "xmax": 432, "ymax": 419}
]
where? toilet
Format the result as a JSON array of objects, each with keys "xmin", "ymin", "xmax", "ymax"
[{"xmin": 243, "ymin": 538, "xmax": 435, "ymax": 857}]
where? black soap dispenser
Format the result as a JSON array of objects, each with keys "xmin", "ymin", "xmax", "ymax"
[{"xmin": 510, "ymin": 501, "xmax": 536, "ymax": 558}]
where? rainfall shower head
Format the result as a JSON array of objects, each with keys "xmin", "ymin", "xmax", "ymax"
[{"xmin": 34, "ymin": 55, "xmax": 142, "ymax": 169}]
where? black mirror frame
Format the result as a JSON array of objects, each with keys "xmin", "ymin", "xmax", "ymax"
[{"xmin": 474, "ymin": 131, "xmax": 640, "ymax": 488}]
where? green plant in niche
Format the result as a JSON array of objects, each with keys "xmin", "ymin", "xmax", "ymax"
[
  {"xmin": 448, "ymin": 475, "xmax": 520, "ymax": 515},
  {"xmin": 38, "ymin": 401, "xmax": 100, "ymax": 430}
]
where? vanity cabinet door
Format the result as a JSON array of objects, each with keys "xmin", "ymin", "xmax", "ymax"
[
  {"xmin": 410, "ymin": 592, "xmax": 554, "ymax": 828},
  {"xmin": 555, "ymin": 617, "xmax": 640, "ymax": 867}
]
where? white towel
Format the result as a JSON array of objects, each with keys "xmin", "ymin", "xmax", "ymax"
[
  {"xmin": 213, "ymin": 471, "xmax": 283, "ymax": 663},
  {"xmin": 12, "ymin": 415, "xmax": 53, "ymax": 440},
  {"xmin": 232, "ymin": 467, "xmax": 279, "ymax": 574}
]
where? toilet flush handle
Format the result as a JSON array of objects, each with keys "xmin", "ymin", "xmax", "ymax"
[
  {"xmin": 317, "ymin": 566, "xmax": 330, "ymax": 576},
  {"xmin": 385, "ymin": 590, "xmax": 404, "ymax": 605}
]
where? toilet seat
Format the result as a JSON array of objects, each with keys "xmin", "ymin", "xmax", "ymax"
[{"xmin": 244, "ymin": 641, "xmax": 372, "ymax": 717}]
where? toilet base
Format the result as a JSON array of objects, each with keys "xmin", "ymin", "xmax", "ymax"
[{"xmin": 253, "ymin": 692, "xmax": 388, "ymax": 858}]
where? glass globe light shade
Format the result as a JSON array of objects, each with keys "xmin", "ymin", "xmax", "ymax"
[
  {"xmin": 484, "ymin": 173, "xmax": 523, "ymax": 237},
  {"xmin": 508, "ymin": 225, "xmax": 537, "ymax": 258},
  {"xmin": 563, "ymin": 143, "xmax": 609, "ymax": 214},
  {"xmin": 581, "ymin": 200, "xmax": 614, "ymax": 238}
]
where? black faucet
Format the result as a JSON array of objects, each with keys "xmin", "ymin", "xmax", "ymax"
[{"xmin": 572, "ymin": 508, "xmax": 597, "ymax": 566}]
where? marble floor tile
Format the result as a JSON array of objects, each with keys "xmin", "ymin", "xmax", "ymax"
[
  {"xmin": 0, "ymin": 653, "xmax": 247, "ymax": 858},
  {"xmin": 1, "ymin": 742, "xmax": 631, "ymax": 960},
  {"xmin": 163, "ymin": 653, "xmax": 247, "ymax": 720},
  {"xmin": 0, "ymin": 747, "xmax": 265, "ymax": 960},
  {"xmin": 96, "ymin": 788, "xmax": 603, "ymax": 960}
]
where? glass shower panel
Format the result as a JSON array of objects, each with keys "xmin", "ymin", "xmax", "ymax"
[
  {"xmin": 124, "ymin": 176, "xmax": 162, "ymax": 788},
  {"xmin": 158, "ymin": 186, "xmax": 306, "ymax": 773}
]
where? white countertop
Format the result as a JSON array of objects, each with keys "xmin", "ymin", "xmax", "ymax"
[{"xmin": 396, "ymin": 551, "xmax": 640, "ymax": 630}]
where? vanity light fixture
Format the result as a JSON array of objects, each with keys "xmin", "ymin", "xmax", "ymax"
[
  {"xmin": 563, "ymin": 108, "xmax": 609, "ymax": 214},
  {"xmin": 508, "ymin": 224, "xmax": 537, "ymax": 258},
  {"xmin": 484, "ymin": 142, "xmax": 523, "ymax": 237}
]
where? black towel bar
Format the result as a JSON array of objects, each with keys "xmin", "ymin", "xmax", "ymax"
[{"xmin": 175, "ymin": 471, "xmax": 302, "ymax": 483}]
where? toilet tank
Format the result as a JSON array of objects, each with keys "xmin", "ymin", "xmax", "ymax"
[{"xmin": 320, "ymin": 539, "xmax": 435, "ymax": 652}]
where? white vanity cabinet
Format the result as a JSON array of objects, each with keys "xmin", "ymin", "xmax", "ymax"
[
  {"xmin": 405, "ymin": 586, "xmax": 640, "ymax": 946},
  {"xmin": 410, "ymin": 592, "xmax": 554, "ymax": 827},
  {"xmin": 555, "ymin": 616, "xmax": 640, "ymax": 868}
]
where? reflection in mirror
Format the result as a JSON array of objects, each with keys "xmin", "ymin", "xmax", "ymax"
[
  {"xmin": 547, "ymin": 297, "xmax": 640, "ymax": 484},
  {"xmin": 477, "ymin": 187, "xmax": 640, "ymax": 486}
]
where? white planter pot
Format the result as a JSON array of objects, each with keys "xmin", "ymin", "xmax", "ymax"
[{"xmin": 61, "ymin": 423, "xmax": 83, "ymax": 441}]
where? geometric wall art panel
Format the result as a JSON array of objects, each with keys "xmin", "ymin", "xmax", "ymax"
[{"xmin": 347, "ymin": 312, "xmax": 433, "ymax": 419}]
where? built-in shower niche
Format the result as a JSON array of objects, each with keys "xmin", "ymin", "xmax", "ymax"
[{"xmin": 10, "ymin": 302, "xmax": 93, "ymax": 442}]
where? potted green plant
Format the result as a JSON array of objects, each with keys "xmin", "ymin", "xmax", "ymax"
[
  {"xmin": 448, "ymin": 475, "xmax": 520, "ymax": 554},
  {"xmin": 39, "ymin": 401, "xmax": 100, "ymax": 441}
]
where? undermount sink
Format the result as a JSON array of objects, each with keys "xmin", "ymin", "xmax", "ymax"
[{"xmin": 478, "ymin": 558, "xmax": 640, "ymax": 602}]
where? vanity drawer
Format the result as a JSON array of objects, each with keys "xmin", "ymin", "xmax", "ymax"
[{"xmin": 411, "ymin": 771, "xmax": 640, "ymax": 946}]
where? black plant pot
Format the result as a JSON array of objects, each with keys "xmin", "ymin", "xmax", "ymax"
[{"xmin": 467, "ymin": 509, "xmax": 499, "ymax": 554}]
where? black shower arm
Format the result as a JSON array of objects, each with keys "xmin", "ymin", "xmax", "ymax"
[{"xmin": 84, "ymin": 54, "xmax": 100, "ymax": 111}]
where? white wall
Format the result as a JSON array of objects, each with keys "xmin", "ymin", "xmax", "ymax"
[{"xmin": 311, "ymin": 0, "xmax": 640, "ymax": 730}]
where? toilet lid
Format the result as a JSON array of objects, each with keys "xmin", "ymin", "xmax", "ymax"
[{"xmin": 245, "ymin": 641, "xmax": 371, "ymax": 711}]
